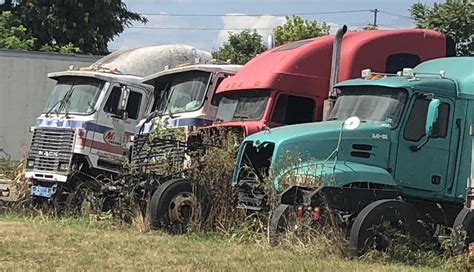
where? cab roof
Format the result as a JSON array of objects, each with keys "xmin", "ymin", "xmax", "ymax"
[
  {"xmin": 48, "ymin": 70, "xmax": 145, "ymax": 85},
  {"xmin": 142, "ymin": 64, "xmax": 242, "ymax": 85},
  {"xmin": 335, "ymin": 57, "xmax": 473, "ymax": 99},
  {"xmin": 216, "ymin": 29, "xmax": 446, "ymax": 98}
]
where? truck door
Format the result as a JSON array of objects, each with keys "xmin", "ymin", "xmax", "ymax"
[
  {"xmin": 394, "ymin": 94, "xmax": 453, "ymax": 193},
  {"xmin": 92, "ymin": 84, "xmax": 147, "ymax": 163}
]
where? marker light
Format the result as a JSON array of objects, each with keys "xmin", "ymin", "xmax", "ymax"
[
  {"xmin": 361, "ymin": 69, "xmax": 372, "ymax": 78},
  {"xmin": 402, "ymin": 68, "xmax": 414, "ymax": 77}
]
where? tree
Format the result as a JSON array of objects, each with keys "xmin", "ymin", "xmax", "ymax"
[
  {"xmin": 0, "ymin": 11, "xmax": 35, "ymax": 50},
  {"xmin": 16, "ymin": 0, "xmax": 147, "ymax": 55},
  {"xmin": 410, "ymin": 0, "xmax": 473, "ymax": 56},
  {"xmin": 212, "ymin": 30, "xmax": 267, "ymax": 65},
  {"xmin": 273, "ymin": 15, "xmax": 330, "ymax": 46}
]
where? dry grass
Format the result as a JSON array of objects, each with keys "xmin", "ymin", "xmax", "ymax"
[{"xmin": 0, "ymin": 215, "xmax": 444, "ymax": 271}]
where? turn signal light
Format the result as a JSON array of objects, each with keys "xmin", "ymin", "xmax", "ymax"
[
  {"xmin": 312, "ymin": 207, "xmax": 321, "ymax": 221},
  {"xmin": 297, "ymin": 206, "xmax": 304, "ymax": 219}
]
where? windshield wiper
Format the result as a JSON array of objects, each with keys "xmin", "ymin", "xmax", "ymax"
[
  {"xmin": 327, "ymin": 117, "xmax": 338, "ymax": 121},
  {"xmin": 233, "ymin": 115, "xmax": 249, "ymax": 120},
  {"xmin": 46, "ymin": 84, "xmax": 75, "ymax": 117},
  {"xmin": 58, "ymin": 88, "xmax": 74, "ymax": 118},
  {"xmin": 45, "ymin": 99, "xmax": 64, "ymax": 117}
]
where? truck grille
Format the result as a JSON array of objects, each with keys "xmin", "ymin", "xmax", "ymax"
[
  {"xmin": 29, "ymin": 128, "xmax": 75, "ymax": 173},
  {"xmin": 236, "ymin": 141, "xmax": 274, "ymax": 211},
  {"xmin": 131, "ymin": 133, "xmax": 186, "ymax": 175}
]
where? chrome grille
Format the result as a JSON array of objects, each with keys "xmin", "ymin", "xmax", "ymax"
[{"xmin": 29, "ymin": 128, "xmax": 75, "ymax": 173}]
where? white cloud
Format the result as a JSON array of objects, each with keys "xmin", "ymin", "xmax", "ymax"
[{"xmin": 214, "ymin": 14, "xmax": 286, "ymax": 48}]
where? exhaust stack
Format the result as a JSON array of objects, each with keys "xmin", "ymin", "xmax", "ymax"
[
  {"xmin": 322, "ymin": 25, "xmax": 348, "ymax": 121},
  {"xmin": 267, "ymin": 34, "xmax": 275, "ymax": 49}
]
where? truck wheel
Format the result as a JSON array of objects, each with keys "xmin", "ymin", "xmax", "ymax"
[
  {"xmin": 453, "ymin": 207, "xmax": 474, "ymax": 248},
  {"xmin": 349, "ymin": 199, "xmax": 428, "ymax": 257},
  {"xmin": 149, "ymin": 179, "xmax": 201, "ymax": 233},
  {"xmin": 268, "ymin": 204, "xmax": 294, "ymax": 246},
  {"xmin": 64, "ymin": 188, "xmax": 86, "ymax": 216}
]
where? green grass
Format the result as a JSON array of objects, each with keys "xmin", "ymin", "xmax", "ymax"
[{"xmin": 0, "ymin": 215, "xmax": 461, "ymax": 271}]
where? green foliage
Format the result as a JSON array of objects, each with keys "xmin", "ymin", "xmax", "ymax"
[
  {"xmin": 15, "ymin": 0, "xmax": 147, "ymax": 55},
  {"xmin": 0, "ymin": 11, "xmax": 35, "ymax": 50},
  {"xmin": 273, "ymin": 15, "xmax": 330, "ymax": 46},
  {"xmin": 212, "ymin": 30, "xmax": 267, "ymax": 65},
  {"xmin": 39, "ymin": 42, "xmax": 81, "ymax": 54},
  {"xmin": 362, "ymin": 25, "xmax": 378, "ymax": 30},
  {"xmin": 410, "ymin": 0, "xmax": 474, "ymax": 56}
]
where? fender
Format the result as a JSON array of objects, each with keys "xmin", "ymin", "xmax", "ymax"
[{"xmin": 275, "ymin": 160, "xmax": 397, "ymax": 190}]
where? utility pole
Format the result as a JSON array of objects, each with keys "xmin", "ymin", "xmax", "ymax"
[{"xmin": 371, "ymin": 9, "xmax": 379, "ymax": 28}]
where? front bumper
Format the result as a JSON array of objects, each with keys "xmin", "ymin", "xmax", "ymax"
[{"xmin": 25, "ymin": 171, "xmax": 68, "ymax": 182}]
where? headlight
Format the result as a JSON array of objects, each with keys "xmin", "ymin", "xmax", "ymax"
[
  {"xmin": 27, "ymin": 160, "xmax": 34, "ymax": 168},
  {"xmin": 280, "ymin": 174, "xmax": 322, "ymax": 189},
  {"xmin": 58, "ymin": 163, "xmax": 69, "ymax": 171}
]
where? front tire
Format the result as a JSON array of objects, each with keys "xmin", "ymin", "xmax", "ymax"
[
  {"xmin": 453, "ymin": 207, "xmax": 474, "ymax": 249},
  {"xmin": 349, "ymin": 199, "xmax": 430, "ymax": 257}
]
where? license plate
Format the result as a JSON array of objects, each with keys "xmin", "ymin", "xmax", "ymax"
[{"xmin": 31, "ymin": 185, "xmax": 53, "ymax": 198}]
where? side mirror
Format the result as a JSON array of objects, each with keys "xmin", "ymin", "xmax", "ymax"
[
  {"xmin": 425, "ymin": 98, "xmax": 440, "ymax": 138},
  {"xmin": 118, "ymin": 86, "xmax": 130, "ymax": 111}
]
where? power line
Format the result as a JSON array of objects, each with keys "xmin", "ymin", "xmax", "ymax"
[
  {"xmin": 131, "ymin": 26, "xmax": 275, "ymax": 31},
  {"xmin": 378, "ymin": 10, "xmax": 411, "ymax": 19},
  {"xmin": 129, "ymin": 23, "xmax": 369, "ymax": 31},
  {"xmin": 139, "ymin": 9, "xmax": 372, "ymax": 17}
]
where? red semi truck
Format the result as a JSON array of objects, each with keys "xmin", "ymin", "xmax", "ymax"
[
  {"xmin": 146, "ymin": 27, "xmax": 454, "ymax": 229},
  {"xmin": 211, "ymin": 28, "xmax": 451, "ymax": 136}
]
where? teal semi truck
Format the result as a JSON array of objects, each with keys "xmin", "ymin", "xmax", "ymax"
[{"xmin": 231, "ymin": 57, "xmax": 474, "ymax": 255}]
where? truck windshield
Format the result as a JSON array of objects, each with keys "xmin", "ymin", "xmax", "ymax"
[
  {"xmin": 215, "ymin": 90, "xmax": 270, "ymax": 122},
  {"xmin": 329, "ymin": 87, "xmax": 407, "ymax": 128},
  {"xmin": 44, "ymin": 77, "xmax": 104, "ymax": 115},
  {"xmin": 157, "ymin": 70, "xmax": 211, "ymax": 115}
]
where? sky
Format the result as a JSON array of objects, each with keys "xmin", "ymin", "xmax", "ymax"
[{"xmin": 102, "ymin": 1, "xmax": 441, "ymax": 52}]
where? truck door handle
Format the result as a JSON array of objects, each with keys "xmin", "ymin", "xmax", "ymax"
[{"xmin": 431, "ymin": 175, "xmax": 441, "ymax": 185}]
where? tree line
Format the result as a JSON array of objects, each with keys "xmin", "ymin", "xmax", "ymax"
[{"xmin": 0, "ymin": 0, "xmax": 472, "ymax": 60}]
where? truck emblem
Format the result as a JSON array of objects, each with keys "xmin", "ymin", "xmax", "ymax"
[
  {"xmin": 104, "ymin": 130, "xmax": 125, "ymax": 146},
  {"xmin": 39, "ymin": 150, "xmax": 58, "ymax": 157},
  {"xmin": 371, "ymin": 133, "xmax": 388, "ymax": 140}
]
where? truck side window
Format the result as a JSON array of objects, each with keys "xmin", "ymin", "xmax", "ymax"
[
  {"xmin": 211, "ymin": 76, "xmax": 228, "ymax": 106},
  {"xmin": 271, "ymin": 95, "xmax": 314, "ymax": 125},
  {"xmin": 126, "ymin": 91, "xmax": 142, "ymax": 120},
  {"xmin": 104, "ymin": 86, "xmax": 121, "ymax": 114},
  {"xmin": 404, "ymin": 98, "xmax": 450, "ymax": 142},
  {"xmin": 385, "ymin": 53, "xmax": 421, "ymax": 74},
  {"xmin": 104, "ymin": 87, "xmax": 142, "ymax": 120}
]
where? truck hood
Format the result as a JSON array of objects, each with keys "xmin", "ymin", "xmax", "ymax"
[
  {"xmin": 242, "ymin": 120, "xmax": 393, "ymax": 188},
  {"xmin": 205, "ymin": 120, "xmax": 265, "ymax": 136}
]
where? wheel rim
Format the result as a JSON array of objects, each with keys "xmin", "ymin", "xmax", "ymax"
[{"xmin": 168, "ymin": 192, "xmax": 196, "ymax": 224}]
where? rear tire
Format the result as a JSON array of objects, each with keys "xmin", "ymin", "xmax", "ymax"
[{"xmin": 149, "ymin": 179, "xmax": 202, "ymax": 233}]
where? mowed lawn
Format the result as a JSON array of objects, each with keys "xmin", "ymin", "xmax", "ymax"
[{"xmin": 0, "ymin": 216, "xmax": 446, "ymax": 271}]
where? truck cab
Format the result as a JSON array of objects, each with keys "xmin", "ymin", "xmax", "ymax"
[
  {"xmin": 233, "ymin": 57, "xmax": 474, "ymax": 254},
  {"xmin": 128, "ymin": 64, "xmax": 241, "ymax": 177},
  {"xmin": 25, "ymin": 45, "xmax": 212, "ymax": 204},
  {"xmin": 209, "ymin": 29, "xmax": 450, "ymax": 138}
]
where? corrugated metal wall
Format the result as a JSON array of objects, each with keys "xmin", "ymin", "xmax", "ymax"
[{"xmin": 0, "ymin": 50, "xmax": 101, "ymax": 160}]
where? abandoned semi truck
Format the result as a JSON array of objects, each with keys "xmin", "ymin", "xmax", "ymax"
[
  {"xmin": 25, "ymin": 45, "xmax": 212, "ymax": 207},
  {"xmin": 147, "ymin": 28, "xmax": 453, "ymax": 230},
  {"xmin": 231, "ymin": 57, "xmax": 474, "ymax": 255},
  {"xmin": 123, "ymin": 63, "xmax": 241, "ymax": 206}
]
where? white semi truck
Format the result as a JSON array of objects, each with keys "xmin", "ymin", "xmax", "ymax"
[{"xmin": 24, "ymin": 45, "xmax": 212, "ymax": 207}]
